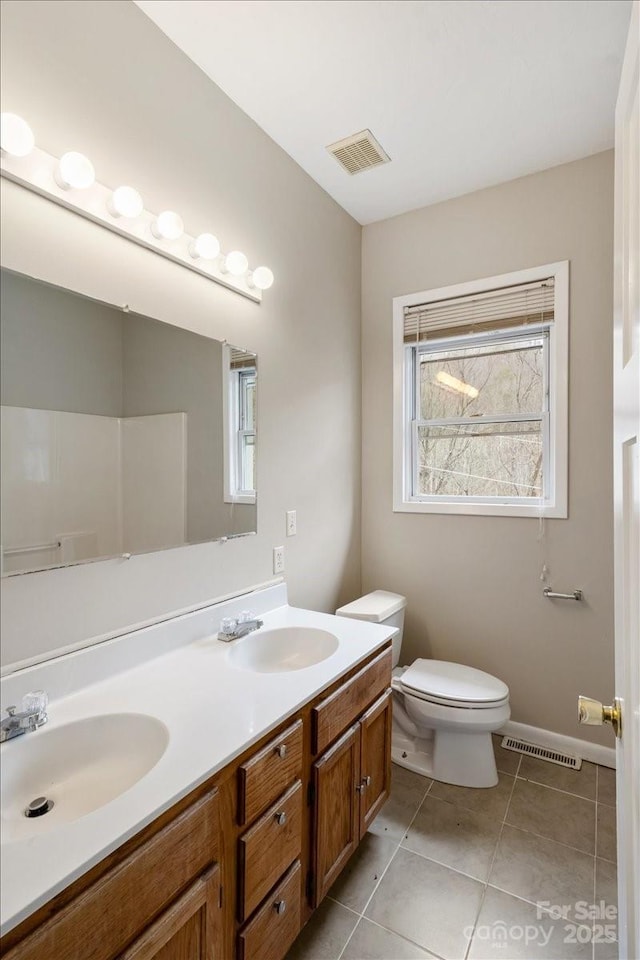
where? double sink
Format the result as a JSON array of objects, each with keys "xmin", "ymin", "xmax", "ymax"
[{"xmin": 1, "ymin": 625, "xmax": 339, "ymax": 844}]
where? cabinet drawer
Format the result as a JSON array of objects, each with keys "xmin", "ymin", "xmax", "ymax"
[
  {"xmin": 237, "ymin": 860, "xmax": 302, "ymax": 960},
  {"xmin": 238, "ymin": 780, "xmax": 303, "ymax": 922},
  {"xmin": 238, "ymin": 720, "xmax": 303, "ymax": 825},
  {"xmin": 2, "ymin": 789, "xmax": 219, "ymax": 960},
  {"xmin": 312, "ymin": 647, "xmax": 392, "ymax": 755}
]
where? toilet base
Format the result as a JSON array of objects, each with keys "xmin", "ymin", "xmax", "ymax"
[{"xmin": 391, "ymin": 724, "xmax": 499, "ymax": 788}]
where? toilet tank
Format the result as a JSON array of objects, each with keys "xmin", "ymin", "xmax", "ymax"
[{"xmin": 335, "ymin": 591, "xmax": 406, "ymax": 668}]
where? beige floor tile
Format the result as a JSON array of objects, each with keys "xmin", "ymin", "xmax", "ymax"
[
  {"xmin": 597, "ymin": 767, "xmax": 617, "ymax": 808},
  {"xmin": 518, "ymin": 756, "xmax": 597, "ymax": 800},
  {"xmin": 365, "ymin": 847, "xmax": 484, "ymax": 960},
  {"xmin": 329, "ymin": 832, "xmax": 396, "ymax": 913},
  {"xmin": 429, "ymin": 772, "xmax": 514, "ymax": 822},
  {"xmin": 492, "ymin": 735, "xmax": 521, "ymax": 776},
  {"xmin": 594, "ymin": 858, "xmax": 618, "ymax": 960},
  {"xmin": 342, "ymin": 918, "xmax": 437, "ymax": 959},
  {"xmin": 468, "ymin": 887, "xmax": 592, "ymax": 959},
  {"xmin": 401, "ymin": 795, "xmax": 502, "ymax": 881},
  {"xmin": 489, "ymin": 825, "xmax": 595, "ymax": 907},
  {"xmin": 596, "ymin": 804, "xmax": 617, "ymax": 863},
  {"xmin": 368, "ymin": 764, "xmax": 431, "ymax": 841},
  {"xmin": 286, "ymin": 897, "xmax": 358, "ymax": 960},
  {"xmin": 506, "ymin": 779, "xmax": 596, "ymax": 854}
]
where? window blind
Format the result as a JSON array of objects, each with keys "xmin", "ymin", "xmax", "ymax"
[
  {"xmin": 230, "ymin": 348, "xmax": 256, "ymax": 370},
  {"xmin": 403, "ymin": 278, "xmax": 555, "ymax": 343}
]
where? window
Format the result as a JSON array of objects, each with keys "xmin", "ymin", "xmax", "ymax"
[
  {"xmin": 224, "ymin": 346, "xmax": 256, "ymax": 504},
  {"xmin": 393, "ymin": 262, "xmax": 568, "ymax": 517}
]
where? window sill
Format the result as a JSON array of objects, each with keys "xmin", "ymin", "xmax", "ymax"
[
  {"xmin": 393, "ymin": 499, "xmax": 567, "ymax": 519},
  {"xmin": 224, "ymin": 494, "xmax": 256, "ymax": 505}
]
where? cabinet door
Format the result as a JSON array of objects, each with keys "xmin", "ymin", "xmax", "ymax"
[
  {"xmin": 358, "ymin": 690, "xmax": 392, "ymax": 837},
  {"xmin": 312, "ymin": 724, "xmax": 361, "ymax": 905},
  {"xmin": 119, "ymin": 866, "xmax": 222, "ymax": 960}
]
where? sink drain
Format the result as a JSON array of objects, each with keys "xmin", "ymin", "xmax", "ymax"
[{"xmin": 24, "ymin": 796, "xmax": 54, "ymax": 818}]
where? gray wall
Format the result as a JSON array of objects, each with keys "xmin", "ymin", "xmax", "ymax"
[
  {"xmin": 1, "ymin": 269, "xmax": 124, "ymax": 416},
  {"xmin": 0, "ymin": 0, "xmax": 361, "ymax": 667},
  {"xmin": 122, "ymin": 314, "xmax": 253, "ymax": 540},
  {"xmin": 361, "ymin": 151, "xmax": 614, "ymax": 745}
]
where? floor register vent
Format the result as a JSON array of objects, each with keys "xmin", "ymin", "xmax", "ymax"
[{"xmin": 501, "ymin": 736, "xmax": 582, "ymax": 770}]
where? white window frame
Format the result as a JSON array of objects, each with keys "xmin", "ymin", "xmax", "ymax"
[
  {"xmin": 392, "ymin": 261, "xmax": 569, "ymax": 518},
  {"xmin": 223, "ymin": 345, "xmax": 256, "ymax": 505}
]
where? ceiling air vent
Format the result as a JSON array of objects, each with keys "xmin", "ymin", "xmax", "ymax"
[{"xmin": 326, "ymin": 129, "xmax": 390, "ymax": 175}]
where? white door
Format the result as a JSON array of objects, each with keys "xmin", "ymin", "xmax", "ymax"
[{"xmin": 613, "ymin": 2, "xmax": 640, "ymax": 956}]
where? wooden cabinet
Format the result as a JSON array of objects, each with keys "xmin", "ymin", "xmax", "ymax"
[
  {"xmin": 359, "ymin": 690, "xmax": 392, "ymax": 836},
  {"xmin": 238, "ymin": 780, "xmax": 303, "ymax": 921},
  {"xmin": 237, "ymin": 861, "xmax": 302, "ymax": 960},
  {"xmin": 120, "ymin": 867, "xmax": 222, "ymax": 960},
  {"xmin": 0, "ymin": 642, "xmax": 392, "ymax": 960},
  {"xmin": 312, "ymin": 690, "xmax": 392, "ymax": 905},
  {"xmin": 238, "ymin": 720, "xmax": 303, "ymax": 826},
  {"xmin": 1, "ymin": 789, "xmax": 221, "ymax": 960}
]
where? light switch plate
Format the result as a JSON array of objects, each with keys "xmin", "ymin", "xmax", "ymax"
[{"xmin": 286, "ymin": 510, "xmax": 297, "ymax": 537}]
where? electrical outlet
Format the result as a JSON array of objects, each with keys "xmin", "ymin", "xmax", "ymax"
[
  {"xmin": 286, "ymin": 510, "xmax": 297, "ymax": 537},
  {"xmin": 273, "ymin": 545, "xmax": 285, "ymax": 574}
]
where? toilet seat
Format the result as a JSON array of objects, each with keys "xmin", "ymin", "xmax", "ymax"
[{"xmin": 399, "ymin": 659, "xmax": 509, "ymax": 709}]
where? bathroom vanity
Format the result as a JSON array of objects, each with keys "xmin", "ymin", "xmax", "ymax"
[{"xmin": 0, "ymin": 585, "xmax": 394, "ymax": 960}]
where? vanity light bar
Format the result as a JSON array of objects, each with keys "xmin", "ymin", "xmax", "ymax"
[{"xmin": 0, "ymin": 114, "xmax": 274, "ymax": 303}]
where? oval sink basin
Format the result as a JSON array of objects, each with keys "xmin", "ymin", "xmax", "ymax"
[
  {"xmin": 1, "ymin": 713, "xmax": 169, "ymax": 843},
  {"xmin": 228, "ymin": 626, "xmax": 339, "ymax": 673}
]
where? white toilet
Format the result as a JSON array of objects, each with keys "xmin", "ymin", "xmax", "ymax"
[{"xmin": 336, "ymin": 591, "xmax": 510, "ymax": 788}]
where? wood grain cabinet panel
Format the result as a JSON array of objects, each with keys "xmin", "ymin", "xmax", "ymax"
[
  {"xmin": 312, "ymin": 725, "xmax": 361, "ymax": 904},
  {"xmin": 119, "ymin": 866, "xmax": 222, "ymax": 960},
  {"xmin": 312, "ymin": 648, "xmax": 392, "ymax": 755},
  {"xmin": 238, "ymin": 780, "xmax": 303, "ymax": 922},
  {"xmin": 238, "ymin": 720, "xmax": 303, "ymax": 826},
  {"xmin": 1, "ymin": 790, "xmax": 219, "ymax": 960},
  {"xmin": 358, "ymin": 691, "xmax": 392, "ymax": 836},
  {"xmin": 237, "ymin": 860, "xmax": 302, "ymax": 960}
]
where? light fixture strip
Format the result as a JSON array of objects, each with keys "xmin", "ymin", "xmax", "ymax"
[{"xmin": 0, "ymin": 145, "xmax": 264, "ymax": 304}]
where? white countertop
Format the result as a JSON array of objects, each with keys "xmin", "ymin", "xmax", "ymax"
[{"xmin": 0, "ymin": 585, "xmax": 395, "ymax": 935}]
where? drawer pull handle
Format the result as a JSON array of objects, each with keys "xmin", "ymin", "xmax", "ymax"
[
  {"xmin": 274, "ymin": 811, "xmax": 287, "ymax": 825},
  {"xmin": 274, "ymin": 899, "xmax": 287, "ymax": 915},
  {"xmin": 275, "ymin": 744, "xmax": 287, "ymax": 759}
]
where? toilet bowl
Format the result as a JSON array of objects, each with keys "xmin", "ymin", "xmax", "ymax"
[{"xmin": 336, "ymin": 591, "xmax": 510, "ymax": 788}]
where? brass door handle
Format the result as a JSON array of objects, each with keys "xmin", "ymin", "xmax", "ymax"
[{"xmin": 578, "ymin": 695, "xmax": 622, "ymax": 738}]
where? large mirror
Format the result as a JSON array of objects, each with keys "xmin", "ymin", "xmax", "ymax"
[{"xmin": 0, "ymin": 268, "xmax": 257, "ymax": 575}]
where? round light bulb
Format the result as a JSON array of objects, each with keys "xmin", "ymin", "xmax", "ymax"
[
  {"xmin": 251, "ymin": 266, "xmax": 274, "ymax": 291},
  {"xmin": 224, "ymin": 250, "xmax": 248, "ymax": 276},
  {"xmin": 151, "ymin": 210, "xmax": 184, "ymax": 241},
  {"xmin": 55, "ymin": 151, "xmax": 95, "ymax": 190},
  {"xmin": 0, "ymin": 113, "xmax": 35, "ymax": 157},
  {"xmin": 109, "ymin": 185, "xmax": 144, "ymax": 219},
  {"xmin": 190, "ymin": 232, "xmax": 220, "ymax": 260}
]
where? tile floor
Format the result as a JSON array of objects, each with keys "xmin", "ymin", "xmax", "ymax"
[{"xmin": 287, "ymin": 737, "xmax": 618, "ymax": 960}]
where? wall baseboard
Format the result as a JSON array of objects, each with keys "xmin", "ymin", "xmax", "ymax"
[{"xmin": 499, "ymin": 720, "xmax": 616, "ymax": 769}]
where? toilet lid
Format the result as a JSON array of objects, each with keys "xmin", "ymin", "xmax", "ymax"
[{"xmin": 400, "ymin": 659, "xmax": 509, "ymax": 707}]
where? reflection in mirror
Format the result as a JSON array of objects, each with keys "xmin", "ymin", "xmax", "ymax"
[{"xmin": 0, "ymin": 268, "xmax": 257, "ymax": 575}]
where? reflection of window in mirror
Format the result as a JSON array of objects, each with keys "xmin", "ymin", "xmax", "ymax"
[{"xmin": 223, "ymin": 346, "xmax": 257, "ymax": 504}]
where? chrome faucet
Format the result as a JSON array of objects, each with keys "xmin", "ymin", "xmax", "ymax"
[
  {"xmin": 0, "ymin": 691, "xmax": 48, "ymax": 743},
  {"xmin": 217, "ymin": 615, "xmax": 264, "ymax": 642}
]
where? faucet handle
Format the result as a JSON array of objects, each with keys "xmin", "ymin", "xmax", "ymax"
[
  {"xmin": 22, "ymin": 690, "xmax": 48, "ymax": 722},
  {"xmin": 220, "ymin": 617, "xmax": 238, "ymax": 636},
  {"xmin": 238, "ymin": 610, "xmax": 255, "ymax": 624},
  {"xmin": 5, "ymin": 705, "xmax": 17, "ymax": 717}
]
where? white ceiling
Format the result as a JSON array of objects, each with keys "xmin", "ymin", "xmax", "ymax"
[{"xmin": 134, "ymin": 0, "xmax": 632, "ymax": 225}]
